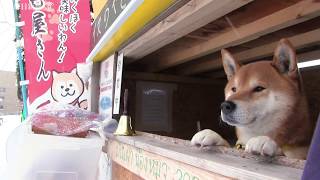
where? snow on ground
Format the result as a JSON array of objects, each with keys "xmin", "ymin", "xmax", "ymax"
[{"xmin": 0, "ymin": 115, "xmax": 21, "ymax": 173}]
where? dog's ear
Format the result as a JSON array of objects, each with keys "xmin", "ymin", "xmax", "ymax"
[
  {"xmin": 71, "ymin": 68, "xmax": 77, "ymax": 74},
  {"xmin": 272, "ymin": 39, "xmax": 298, "ymax": 79},
  {"xmin": 221, "ymin": 49, "xmax": 240, "ymax": 80}
]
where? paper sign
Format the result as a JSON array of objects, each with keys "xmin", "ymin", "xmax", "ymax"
[
  {"xmin": 113, "ymin": 53, "xmax": 123, "ymax": 114},
  {"xmin": 99, "ymin": 55, "xmax": 115, "ymax": 119}
]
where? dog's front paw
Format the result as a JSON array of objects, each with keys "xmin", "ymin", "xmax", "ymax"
[
  {"xmin": 191, "ymin": 129, "xmax": 229, "ymax": 147},
  {"xmin": 245, "ymin": 136, "xmax": 280, "ymax": 156}
]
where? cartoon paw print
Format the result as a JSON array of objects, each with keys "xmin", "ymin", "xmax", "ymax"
[
  {"xmin": 48, "ymin": 13, "xmax": 59, "ymax": 25},
  {"xmin": 45, "ymin": 1, "xmax": 59, "ymax": 25},
  {"xmin": 41, "ymin": 2, "xmax": 58, "ymax": 42},
  {"xmin": 41, "ymin": 30, "xmax": 54, "ymax": 42}
]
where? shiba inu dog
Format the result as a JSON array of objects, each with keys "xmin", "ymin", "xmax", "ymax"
[{"xmin": 191, "ymin": 39, "xmax": 313, "ymax": 159}]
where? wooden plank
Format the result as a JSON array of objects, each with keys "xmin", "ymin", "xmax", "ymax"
[
  {"xmin": 207, "ymin": 49, "xmax": 320, "ymax": 78},
  {"xmin": 107, "ymin": 139, "xmax": 231, "ymax": 180},
  {"xmin": 123, "ymin": 0, "xmax": 253, "ymax": 63},
  {"xmin": 124, "ymin": 71, "xmax": 223, "ymax": 85},
  {"xmin": 146, "ymin": 0, "xmax": 320, "ymax": 72},
  {"xmin": 178, "ymin": 28, "xmax": 320, "ymax": 75},
  {"xmin": 112, "ymin": 161, "xmax": 144, "ymax": 180},
  {"xmin": 104, "ymin": 133, "xmax": 303, "ymax": 180},
  {"xmin": 118, "ymin": 0, "xmax": 191, "ymax": 51},
  {"xmin": 298, "ymin": 49, "xmax": 320, "ymax": 62}
]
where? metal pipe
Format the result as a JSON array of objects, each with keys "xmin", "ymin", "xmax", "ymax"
[{"xmin": 12, "ymin": 0, "xmax": 28, "ymax": 119}]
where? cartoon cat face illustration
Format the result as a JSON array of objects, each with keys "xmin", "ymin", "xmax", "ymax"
[{"xmin": 51, "ymin": 69, "xmax": 84, "ymax": 104}]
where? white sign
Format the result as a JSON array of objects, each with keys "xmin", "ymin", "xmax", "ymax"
[
  {"xmin": 113, "ymin": 53, "xmax": 124, "ymax": 114},
  {"xmin": 99, "ymin": 55, "xmax": 115, "ymax": 119}
]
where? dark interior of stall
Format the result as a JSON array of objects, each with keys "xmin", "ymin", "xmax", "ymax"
[
  {"xmin": 118, "ymin": 70, "xmax": 320, "ymax": 145},
  {"xmin": 111, "ymin": 0, "xmax": 320, "ymax": 145}
]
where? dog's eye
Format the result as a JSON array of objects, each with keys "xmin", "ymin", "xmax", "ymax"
[
  {"xmin": 69, "ymin": 84, "xmax": 73, "ymax": 87},
  {"xmin": 61, "ymin": 85, "xmax": 64, "ymax": 89},
  {"xmin": 253, "ymin": 86, "xmax": 265, "ymax": 92},
  {"xmin": 231, "ymin": 87, "xmax": 236, "ymax": 92}
]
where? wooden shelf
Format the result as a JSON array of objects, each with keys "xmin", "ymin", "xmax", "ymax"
[{"xmin": 104, "ymin": 132, "xmax": 304, "ymax": 180}]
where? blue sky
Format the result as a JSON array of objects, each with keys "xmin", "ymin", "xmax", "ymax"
[{"xmin": 0, "ymin": 0, "xmax": 17, "ymax": 72}]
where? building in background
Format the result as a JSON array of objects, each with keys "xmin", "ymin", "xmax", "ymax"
[{"xmin": 0, "ymin": 71, "xmax": 22, "ymax": 115}]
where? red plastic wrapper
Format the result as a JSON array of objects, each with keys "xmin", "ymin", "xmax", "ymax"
[{"xmin": 30, "ymin": 103, "xmax": 104, "ymax": 137}]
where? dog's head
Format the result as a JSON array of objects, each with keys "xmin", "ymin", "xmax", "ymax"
[
  {"xmin": 51, "ymin": 68, "xmax": 84, "ymax": 104},
  {"xmin": 220, "ymin": 39, "xmax": 302, "ymax": 128}
]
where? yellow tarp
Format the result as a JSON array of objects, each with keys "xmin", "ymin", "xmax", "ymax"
[{"xmin": 92, "ymin": 0, "xmax": 108, "ymax": 19}]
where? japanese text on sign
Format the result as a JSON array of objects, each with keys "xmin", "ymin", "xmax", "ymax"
[
  {"xmin": 30, "ymin": 0, "xmax": 50, "ymax": 82},
  {"xmin": 57, "ymin": 0, "xmax": 80, "ymax": 63},
  {"xmin": 92, "ymin": 0, "xmax": 131, "ymax": 47}
]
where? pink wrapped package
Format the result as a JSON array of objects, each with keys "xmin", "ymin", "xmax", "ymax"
[{"xmin": 30, "ymin": 103, "xmax": 104, "ymax": 138}]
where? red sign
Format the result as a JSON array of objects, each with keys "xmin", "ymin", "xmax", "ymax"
[{"xmin": 20, "ymin": 0, "xmax": 91, "ymax": 113}]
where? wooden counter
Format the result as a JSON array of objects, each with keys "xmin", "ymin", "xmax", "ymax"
[{"xmin": 103, "ymin": 132, "xmax": 304, "ymax": 180}]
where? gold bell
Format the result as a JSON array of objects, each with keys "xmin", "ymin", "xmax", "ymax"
[
  {"xmin": 114, "ymin": 115, "xmax": 135, "ymax": 136},
  {"xmin": 114, "ymin": 89, "xmax": 135, "ymax": 136}
]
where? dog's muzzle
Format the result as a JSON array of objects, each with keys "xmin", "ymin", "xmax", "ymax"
[{"xmin": 221, "ymin": 101, "xmax": 236, "ymax": 114}]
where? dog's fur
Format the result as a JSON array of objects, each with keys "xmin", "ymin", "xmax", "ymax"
[{"xmin": 191, "ymin": 39, "xmax": 313, "ymax": 159}]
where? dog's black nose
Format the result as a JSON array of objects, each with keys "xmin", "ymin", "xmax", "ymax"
[
  {"xmin": 221, "ymin": 101, "xmax": 236, "ymax": 114},
  {"xmin": 65, "ymin": 88, "xmax": 70, "ymax": 92}
]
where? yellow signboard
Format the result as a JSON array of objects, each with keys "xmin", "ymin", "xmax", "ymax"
[{"xmin": 88, "ymin": 0, "xmax": 175, "ymax": 63}]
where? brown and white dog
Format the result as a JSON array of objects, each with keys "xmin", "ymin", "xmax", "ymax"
[{"xmin": 191, "ymin": 39, "xmax": 313, "ymax": 159}]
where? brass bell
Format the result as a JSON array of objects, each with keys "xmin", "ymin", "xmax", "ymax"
[
  {"xmin": 114, "ymin": 115, "xmax": 135, "ymax": 136},
  {"xmin": 114, "ymin": 89, "xmax": 136, "ymax": 136}
]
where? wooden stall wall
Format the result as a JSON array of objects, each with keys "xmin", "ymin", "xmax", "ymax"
[
  {"xmin": 171, "ymin": 82, "xmax": 234, "ymax": 140},
  {"xmin": 301, "ymin": 69, "xmax": 320, "ymax": 126},
  {"xmin": 120, "ymin": 75, "xmax": 236, "ymax": 142},
  {"xmin": 112, "ymin": 162, "xmax": 143, "ymax": 180},
  {"xmin": 115, "ymin": 64, "xmax": 319, "ymax": 145},
  {"xmin": 118, "ymin": 65, "xmax": 320, "ymax": 142},
  {"xmin": 107, "ymin": 0, "xmax": 320, "ymax": 147}
]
